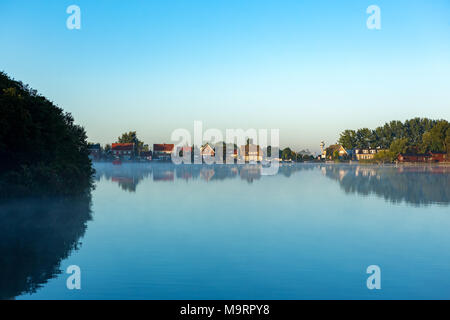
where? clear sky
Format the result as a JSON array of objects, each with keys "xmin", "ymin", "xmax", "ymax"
[{"xmin": 1, "ymin": 0, "xmax": 449, "ymax": 152}]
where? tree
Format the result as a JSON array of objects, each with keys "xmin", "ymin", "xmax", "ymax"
[
  {"xmin": 325, "ymin": 144, "xmax": 340, "ymax": 159},
  {"xmin": 389, "ymin": 138, "xmax": 409, "ymax": 156},
  {"xmin": 421, "ymin": 120, "xmax": 449, "ymax": 153},
  {"xmin": 338, "ymin": 118, "xmax": 444, "ymax": 152},
  {"xmin": 281, "ymin": 148, "xmax": 295, "ymax": 161},
  {"xmin": 332, "ymin": 150, "xmax": 340, "ymax": 161},
  {"xmin": 355, "ymin": 128, "xmax": 374, "ymax": 149},
  {"xmin": 373, "ymin": 150, "xmax": 396, "ymax": 163},
  {"xmin": 339, "ymin": 130, "xmax": 357, "ymax": 149},
  {"xmin": 0, "ymin": 72, "xmax": 94, "ymax": 197},
  {"xmin": 117, "ymin": 131, "xmax": 145, "ymax": 156}
]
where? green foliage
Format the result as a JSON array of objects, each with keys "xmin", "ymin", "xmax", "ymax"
[
  {"xmin": 117, "ymin": 131, "xmax": 148, "ymax": 156},
  {"xmin": 389, "ymin": 138, "xmax": 410, "ymax": 156},
  {"xmin": 332, "ymin": 150, "xmax": 340, "ymax": 161},
  {"xmin": 325, "ymin": 144, "xmax": 341, "ymax": 160},
  {"xmin": 281, "ymin": 147, "xmax": 295, "ymax": 161},
  {"xmin": 338, "ymin": 118, "xmax": 449, "ymax": 161},
  {"xmin": 338, "ymin": 118, "xmax": 441, "ymax": 150},
  {"xmin": 338, "ymin": 130, "xmax": 357, "ymax": 149},
  {"xmin": 372, "ymin": 150, "xmax": 396, "ymax": 163},
  {"xmin": 0, "ymin": 72, "xmax": 94, "ymax": 197},
  {"xmin": 420, "ymin": 120, "xmax": 450, "ymax": 153}
]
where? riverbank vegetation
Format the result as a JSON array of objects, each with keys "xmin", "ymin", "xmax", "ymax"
[
  {"xmin": 338, "ymin": 118, "xmax": 450, "ymax": 163},
  {"xmin": 0, "ymin": 72, "xmax": 94, "ymax": 197}
]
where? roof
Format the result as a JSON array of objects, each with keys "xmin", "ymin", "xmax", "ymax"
[
  {"xmin": 200, "ymin": 143, "xmax": 214, "ymax": 152},
  {"xmin": 153, "ymin": 143, "xmax": 174, "ymax": 152},
  {"xmin": 111, "ymin": 143, "xmax": 134, "ymax": 151},
  {"xmin": 398, "ymin": 153, "xmax": 431, "ymax": 157}
]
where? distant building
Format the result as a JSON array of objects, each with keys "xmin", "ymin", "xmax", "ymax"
[
  {"xmin": 320, "ymin": 141, "xmax": 326, "ymax": 159},
  {"xmin": 153, "ymin": 143, "xmax": 174, "ymax": 161},
  {"xmin": 181, "ymin": 146, "xmax": 192, "ymax": 155},
  {"xmin": 240, "ymin": 143, "xmax": 263, "ymax": 162},
  {"xmin": 430, "ymin": 152, "xmax": 447, "ymax": 163},
  {"xmin": 355, "ymin": 148, "xmax": 381, "ymax": 161},
  {"xmin": 397, "ymin": 152, "xmax": 447, "ymax": 163},
  {"xmin": 112, "ymin": 143, "xmax": 134, "ymax": 160},
  {"xmin": 325, "ymin": 144, "xmax": 348, "ymax": 160},
  {"xmin": 337, "ymin": 145, "xmax": 348, "ymax": 157},
  {"xmin": 200, "ymin": 143, "xmax": 215, "ymax": 157},
  {"xmin": 88, "ymin": 143, "xmax": 101, "ymax": 160}
]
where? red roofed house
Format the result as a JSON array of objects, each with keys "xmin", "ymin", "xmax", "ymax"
[
  {"xmin": 111, "ymin": 143, "xmax": 134, "ymax": 160},
  {"xmin": 430, "ymin": 152, "xmax": 447, "ymax": 163},
  {"xmin": 397, "ymin": 152, "xmax": 448, "ymax": 163},
  {"xmin": 153, "ymin": 143, "xmax": 174, "ymax": 161}
]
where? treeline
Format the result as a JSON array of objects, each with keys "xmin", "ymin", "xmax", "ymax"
[
  {"xmin": 338, "ymin": 118, "xmax": 450, "ymax": 155},
  {"xmin": 0, "ymin": 72, "xmax": 94, "ymax": 197}
]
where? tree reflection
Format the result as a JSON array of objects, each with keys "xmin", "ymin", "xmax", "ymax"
[
  {"xmin": 320, "ymin": 165, "xmax": 450, "ymax": 206},
  {"xmin": 95, "ymin": 163, "xmax": 314, "ymax": 187},
  {"xmin": 0, "ymin": 195, "xmax": 92, "ymax": 299},
  {"xmin": 94, "ymin": 163, "xmax": 450, "ymax": 206}
]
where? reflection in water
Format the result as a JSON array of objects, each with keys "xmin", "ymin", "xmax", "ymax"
[
  {"xmin": 94, "ymin": 163, "xmax": 317, "ymax": 188},
  {"xmin": 94, "ymin": 163, "xmax": 450, "ymax": 206},
  {"xmin": 321, "ymin": 164, "xmax": 450, "ymax": 206},
  {"xmin": 0, "ymin": 196, "xmax": 92, "ymax": 300}
]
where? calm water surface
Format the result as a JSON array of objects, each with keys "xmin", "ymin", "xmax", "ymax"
[{"xmin": 1, "ymin": 163, "xmax": 450, "ymax": 299}]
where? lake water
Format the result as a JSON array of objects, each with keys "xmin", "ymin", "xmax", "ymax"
[{"xmin": 1, "ymin": 163, "xmax": 450, "ymax": 300}]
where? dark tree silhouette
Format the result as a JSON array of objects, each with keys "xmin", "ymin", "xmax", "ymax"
[{"xmin": 0, "ymin": 72, "xmax": 94, "ymax": 197}]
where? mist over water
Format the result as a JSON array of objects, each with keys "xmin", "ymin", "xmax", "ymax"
[{"xmin": 1, "ymin": 163, "xmax": 449, "ymax": 299}]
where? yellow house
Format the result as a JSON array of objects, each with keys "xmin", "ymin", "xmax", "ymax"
[
  {"xmin": 239, "ymin": 144, "xmax": 263, "ymax": 162},
  {"xmin": 355, "ymin": 148, "xmax": 380, "ymax": 160}
]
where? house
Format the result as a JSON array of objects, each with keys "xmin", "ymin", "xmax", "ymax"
[
  {"xmin": 111, "ymin": 143, "xmax": 134, "ymax": 160},
  {"xmin": 240, "ymin": 143, "xmax": 263, "ymax": 162},
  {"xmin": 153, "ymin": 143, "xmax": 174, "ymax": 161},
  {"xmin": 88, "ymin": 143, "xmax": 101, "ymax": 160},
  {"xmin": 397, "ymin": 153, "xmax": 431, "ymax": 163},
  {"xmin": 430, "ymin": 152, "xmax": 447, "ymax": 163},
  {"xmin": 200, "ymin": 143, "xmax": 215, "ymax": 157},
  {"xmin": 174, "ymin": 146, "xmax": 193, "ymax": 159},
  {"xmin": 325, "ymin": 144, "xmax": 349, "ymax": 160},
  {"xmin": 355, "ymin": 148, "xmax": 380, "ymax": 161},
  {"xmin": 337, "ymin": 145, "xmax": 348, "ymax": 157},
  {"xmin": 221, "ymin": 143, "xmax": 238, "ymax": 162},
  {"xmin": 181, "ymin": 146, "xmax": 192, "ymax": 155},
  {"xmin": 397, "ymin": 152, "xmax": 447, "ymax": 163}
]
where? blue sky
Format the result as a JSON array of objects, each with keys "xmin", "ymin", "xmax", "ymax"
[{"xmin": 1, "ymin": 0, "xmax": 449, "ymax": 152}]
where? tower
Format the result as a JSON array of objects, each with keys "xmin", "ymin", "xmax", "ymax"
[{"xmin": 320, "ymin": 141, "xmax": 325, "ymax": 154}]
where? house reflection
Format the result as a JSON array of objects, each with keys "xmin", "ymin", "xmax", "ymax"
[{"xmin": 94, "ymin": 163, "xmax": 450, "ymax": 206}]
